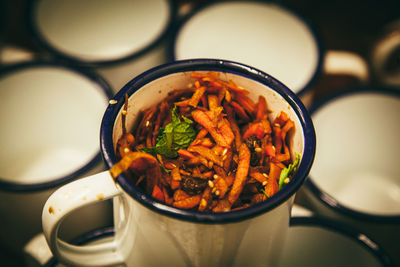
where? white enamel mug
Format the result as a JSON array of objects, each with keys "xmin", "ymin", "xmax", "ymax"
[
  {"xmin": 170, "ymin": 1, "xmax": 323, "ymax": 98},
  {"xmin": 42, "ymin": 59, "xmax": 316, "ymax": 267},
  {"xmin": 29, "ymin": 0, "xmax": 175, "ymax": 94},
  {"xmin": 0, "ymin": 62, "xmax": 114, "ymax": 259},
  {"xmin": 279, "ymin": 217, "xmax": 394, "ymax": 267},
  {"xmin": 298, "ymin": 86, "xmax": 400, "ymax": 266}
]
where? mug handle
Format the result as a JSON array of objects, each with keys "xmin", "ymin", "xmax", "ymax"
[{"xmin": 42, "ymin": 171, "xmax": 124, "ymax": 266}]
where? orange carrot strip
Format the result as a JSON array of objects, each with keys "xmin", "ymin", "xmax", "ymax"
[
  {"xmin": 199, "ymin": 138, "xmax": 214, "ymax": 148},
  {"xmin": 192, "ymin": 109, "xmax": 231, "ymax": 147},
  {"xmin": 265, "ymin": 162, "xmax": 281, "ymax": 197},
  {"xmin": 218, "ymin": 119, "xmax": 235, "ymax": 148},
  {"xmin": 234, "ymin": 93, "xmax": 255, "ymax": 115},
  {"xmin": 228, "ymin": 143, "xmax": 251, "ymax": 205},
  {"xmin": 273, "ymin": 124, "xmax": 282, "ymax": 154},
  {"xmin": 215, "ymin": 177, "xmax": 229, "ymax": 199},
  {"xmin": 230, "ymin": 101, "xmax": 250, "ymax": 121},
  {"xmin": 174, "ymin": 99, "xmax": 190, "ymax": 107},
  {"xmin": 171, "ymin": 167, "xmax": 182, "ymax": 190},
  {"xmin": 173, "ymin": 189, "xmax": 190, "ymax": 201},
  {"xmin": 177, "ymin": 149, "xmax": 196, "ymax": 159},
  {"xmin": 173, "ymin": 195, "xmax": 201, "ymax": 209},
  {"xmin": 208, "ymin": 94, "xmax": 219, "ymax": 110},
  {"xmin": 110, "ymin": 152, "xmax": 158, "ymax": 178},
  {"xmin": 164, "ymin": 162, "xmax": 176, "ymax": 170},
  {"xmin": 265, "ymin": 141, "xmax": 276, "ymax": 157},
  {"xmin": 200, "ymin": 94, "xmax": 208, "ymax": 107},
  {"xmin": 249, "ymin": 171, "xmax": 267, "ymax": 184},
  {"xmin": 275, "ymin": 144, "xmax": 291, "ymax": 162},
  {"xmin": 274, "ymin": 111, "xmax": 289, "ymax": 127},
  {"xmin": 213, "ymin": 199, "xmax": 232, "ymax": 212},
  {"xmin": 224, "ymin": 102, "xmax": 242, "ymax": 150},
  {"xmin": 188, "ymin": 145, "xmax": 224, "ymax": 167},
  {"xmin": 163, "ymin": 187, "xmax": 173, "ymax": 205},
  {"xmin": 222, "ymin": 79, "xmax": 248, "ymax": 94},
  {"xmin": 152, "ymin": 185, "xmax": 164, "ymax": 202},
  {"xmin": 188, "ymin": 86, "xmax": 206, "ymax": 107},
  {"xmin": 255, "ymin": 96, "xmax": 267, "ymax": 121},
  {"xmin": 186, "ymin": 156, "xmax": 201, "ymax": 165},
  {"xmin": 198, "ymin": 187, "xmax": 212, "ymax": 212},
  {"xmin": 281, "ymin": 119, "xmax": 294, "ymax": 142}
]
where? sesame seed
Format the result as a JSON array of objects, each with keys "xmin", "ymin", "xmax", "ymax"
[
  {"xmin": 222, "ymin": 155, "xmax": 227, "ymax": 161},
  {"xmin": 170, "ymin": 163, "xmax": 176, "ymax": 168},
  {"xmin": 262, "ymin": 181, "xmax": 267, "ymax": 186},
  {"xmin": 109, "ymin": 99, "xmax": 118, "ymax": 104},
  {"xmin": 213, "ymin": 174, "xmax": 219, "ymax": 180},
  {"xmin": 222, "ymin": 148, "xmax": 228, "ymax": 156},
  {"xmin": 212, "ymin": 187, "xmax": 217, "ymax": 193},
  {"xmin": 121, "ymin": 110, "xmax": 127, "ymax": 115},
  {"xmin": 262, "ymin": 173, "xmax": 268, "ymax": 178},
  {"xmin": 145, "ymin": 120, "xmax": 150, "ymax": 127},
  {"xmin": 284, "ymin": 178, "xmax": 290, "ymax": 184},
  {"xmin": 124, "ymin": 147, "xmax": 130, "ymax": 153},
  {"xmin": 274, "ymin": 123, "xmax": 280, "ymax": 127},
  {"xmin": 208, "ymin": 180, "xmax": 214, "ymax": 188},
  {"xmin": 215, "ymin": 190, "xmax": 220, "ymax": 196},
  {"xmin": 255, "ymin": 147, "xmax": 262, "ymax": 153}
]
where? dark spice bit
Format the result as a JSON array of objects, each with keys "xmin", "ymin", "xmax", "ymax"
[
  {"xmin": 181, "ymin": 175, "xmax": 208, "ymax": 195},
  {"xmin": 244, "ymin": 135, "xmax": 262, "ymax": 166}
]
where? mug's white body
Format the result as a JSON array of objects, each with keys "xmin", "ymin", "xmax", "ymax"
[
  {"xmin": 117, "ymin": 191, "xmax": 293, "ymax": 267},
  {"xmin": 42, "ymin": 171, "xmax": 294, "ymax": 267}
]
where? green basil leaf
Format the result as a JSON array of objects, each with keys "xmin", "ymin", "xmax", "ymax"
[
  {"xmin": 279, "ymin": 153, "xmax": 301, "ymax": 190},
  {"xmin": 143, "ymin": 105, "xmax": 197, "ymax": 159}
]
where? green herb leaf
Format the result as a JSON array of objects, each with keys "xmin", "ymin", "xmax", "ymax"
[
  {"xmin": 146, "ymin": 106, "xmax": 197, "ymax": 159},
  {"xmin": 279, "ymin": 153, "xmax": 301, "ymax": 190},
  {"xmin": 260, "ymin": 188, "xmax": 270, "ymax": 198}
]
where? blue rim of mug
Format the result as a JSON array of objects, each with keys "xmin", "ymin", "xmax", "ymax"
[
  {"xmin": 101, "ymin": 58, "xmax": 316, "ymax": 224},
  {"xmin": 290, "ymin": 216, "xmax": 394, "ymax": 267},
  {"xmin": 306, "ymin": 86, "xmax": 400, "ymax": 223},
  {"xmin": 167, "ymin": 0, "xmax": 324, "ymax": 98},
  {"xmin": 0, "ymin": 61, "xmax": 114, "ymax": 192},
  {"xmin": 44, "ymin": 226, "xmax": 115, "ymax": 267},
  {"xmin": 26, "ymin": 0, "xmax": 177, "ymax": 67}
]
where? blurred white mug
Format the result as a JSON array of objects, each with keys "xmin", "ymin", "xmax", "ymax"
[{"xmin": 0, "ymin": 62, "xmax": 114, "ymax": 258}]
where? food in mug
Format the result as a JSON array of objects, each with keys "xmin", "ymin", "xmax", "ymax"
[{"xmin": 110, "ymin": 72, "xmax": 300, "ymax": 212}]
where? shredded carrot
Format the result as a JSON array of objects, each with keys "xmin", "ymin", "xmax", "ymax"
[
  {"xmin": 112, "ymin": 71, "xmax": 299, "ymax": 212},
  {"xmin": 173, "ymin": 195, "xmax": 201, "ymax": 209},
  {"xmin": 265, "ymin": 162, "xmax": 281, "ymax": 197},
  {"xmin": 188, "ymin": 86, "xmax": 206, "ymax": 107},
  {"xmin": 188, "ymin": 146, "xmax": 224, "ymax": 167},
  {"xmin": 228, "ymin": 143, "xmax": 251, "ymax": 205}
]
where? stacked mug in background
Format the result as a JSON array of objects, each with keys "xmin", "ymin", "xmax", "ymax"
[
  {"xmin": 0, "ymin": 0, "xmax": 399, "ymax": 266},
  {"xmin": 0, "ymin": 62, "xmax": 114, "ymax": 264}
]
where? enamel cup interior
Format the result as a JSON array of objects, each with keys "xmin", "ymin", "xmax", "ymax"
[
  {"xmin": 0, "ymin": 66, "xmax": 108, "ymax": 184},
  {"xmin": 174, "ymin": 1, "xmax": 320, "ymax": 94},
  {"xmin": 279, "ymin": 223, "xmax": 384, "ymax": 267},
  {"xmin": 310, "ymin": 92, "xmax": 400, "ymax": 215},
  {"xmin": 33, "ymin": 0, "xmax": 171, "ymax": 62},
  {"xmin": 112, "ymin": 71, "xmax": 305, "ymax": 200}
]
